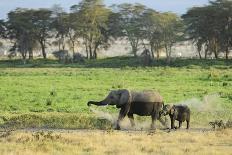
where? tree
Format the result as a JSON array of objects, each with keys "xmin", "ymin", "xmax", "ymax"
[
  {"xmin": 142, "ymin": 9, "xmax": 163, "ymax": 59},
  {"xmin": 70, "ymin": 0, "xmax": 112, "ymax": 59},
  {"xmin": 66, "ymin": 13, "xmax": 80, "ymax": 56},
  {"xmin": 211, "ymin": 0, "xmax": 232, "ymax": 59},
  {"xmin": 6, "ymin": 8, "xmax": 52, "ymax": 60},
  {"xmin": 32, "ymin": 9, "xmax": 53, "ymax": 59},
  {"xmin": 0, "ymin": 20, "xmax": 6, "ymax": 38},
  {"xmin": 7, "ymin": 8, "xmax": 38, "ymax": 60},
  {"xmin": 112, "ymin": 3, "xmax": 147, "ymax": 57},
  {"xmin": 0, "ymin": 20, "xmax": 6, "ymax": 48},
  {"xmin": 51, "ymin": 5, "xmax": 69, "ymax": 51},
  {"xmin": 160, "ymin": 13, "xmax": 184, "ymax": 62},
  {"xmin": 182, "ymin": 6, "xmax": 211, "ymax": 59},
  {"xmin": 182, "ymin": 0, "xmax": 232, "ymax": 59}
]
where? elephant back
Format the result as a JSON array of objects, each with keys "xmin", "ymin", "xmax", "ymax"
[{"xmin": 131, "ymin": 90, "xmax": 163, "ymax": 103}]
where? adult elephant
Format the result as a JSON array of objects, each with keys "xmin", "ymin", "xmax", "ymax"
[{"xmin": 87, "ymin": 89, "xmax": 166, "ymax": 130}]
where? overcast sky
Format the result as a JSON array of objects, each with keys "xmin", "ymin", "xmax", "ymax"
[{"xmin": 0, "ymin": 0, "xmax": 210, "ymax": 19}]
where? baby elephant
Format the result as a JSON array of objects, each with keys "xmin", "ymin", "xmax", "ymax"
[{"xmin": 162, "ymin": 104, "xmax": 190, "ymax": 129}]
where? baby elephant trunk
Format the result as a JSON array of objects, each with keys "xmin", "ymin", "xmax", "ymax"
[{"xmin": 87, "ymin": 101, "xmax": 108, "ymax": 106}]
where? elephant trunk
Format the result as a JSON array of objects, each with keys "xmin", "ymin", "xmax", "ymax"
[{"xmin": 87, "ymin": 100, "xmax": 108, "ymax": 106}]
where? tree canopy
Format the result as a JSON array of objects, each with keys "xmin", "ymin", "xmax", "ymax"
[
  {"xmin": 0, "ymin": 0, "xmax": 231, "ymax": 61},
  {"xmin": 182, "ymin": 0, "xmax": 232, "ymax": 59}
]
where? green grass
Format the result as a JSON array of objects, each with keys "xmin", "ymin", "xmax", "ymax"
[{"xmin": 0, "ymin": 57, "xmax": 231, "ymax": 129}]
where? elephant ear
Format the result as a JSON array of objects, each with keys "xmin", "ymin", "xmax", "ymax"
[{"xmin": 116, "ymin": 89, "xmax": 131, "ymax": 108}]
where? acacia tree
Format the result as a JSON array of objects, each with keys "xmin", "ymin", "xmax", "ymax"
[
  {"xmin": 66, "ymin": 13, "xmax": 80, "ymax": 56},
  {"xmin": 32, "ymin": 9, "xmax": 53, "ymax": 59},
  {"xmin": 0, "ymin": 20, "xmax": 6, "ymax": 38},
  {"xmin": 51, "ymin": 5, "xmax": 70, "ymax": 51},
  {"xmin": 182, "ymin": 6, "xmax": 210, "ymax": 59},
  {"xmin": 7, "ymin": 9, "xmax": 38, "ymax": 60},
  {"xmin": 142, "ymin": 9, "xmax": 164, "ymax": 59},
  {"xmin": 182, "ymin": 0, "xmax": 232, "ymax": 59},
  {"xmin": 212, "ymin": 0, "xmax": 232, "ymax": 59},
  {"xmin": 161, "ymin": 13, "xmax": 184, "ymax": 62},
  {"xmin": 112, "ymin": 3, "xmax": 147, "ymax": 57},
  {"xmin": 71, "ymin": 0, "xmax": 112, "ymax": 59},
  {"xmin": 6, "ymin": 8, "xmax": 52, "ymax": 60},
  {"xmin": 0, "ymin": 20, "xmax": 6, "ymax": 48}
]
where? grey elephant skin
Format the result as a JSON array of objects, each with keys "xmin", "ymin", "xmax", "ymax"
[
  {"xmin": 162, "ymin": 104, "xmax": 190, "ymax": 129},
  {"xmin": 87, "ymin": 89, "xmax": 166, "ymax": 130}
]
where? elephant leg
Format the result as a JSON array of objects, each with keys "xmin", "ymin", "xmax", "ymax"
[
  {"xmin": 127, "ymin": 113, "xmax": 135, "ymax": 127},
  {"xmin": 116, "ymin": 107, "xmax": 128, "ymax": 130},
  {"xmin": 171, "ymin": 118, "xmax": 175, "ymax": 129},
  {"xmin": 186, "ymin": 120, "xmax": 190, "ymax": 129},
  {"xmin": 179, "ymin": 121, "xmax": 182, "ymax": 129},
  {"xmin": 151, "ymin": 112, "xmax": 159, "ymax": 130}
]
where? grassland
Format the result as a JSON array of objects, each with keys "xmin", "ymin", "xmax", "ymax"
[
  {"xmin": 0, "ymin": 57, "xmax": 231, "ymax": 154},
  {"xmin": 0, "ymin": 129, "xmax": 232, "ymax": 155}
]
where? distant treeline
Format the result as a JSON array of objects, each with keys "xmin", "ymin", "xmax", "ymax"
[{"xmin": 0, "ymin": 0, "xmax": 231, "ymax": 60}]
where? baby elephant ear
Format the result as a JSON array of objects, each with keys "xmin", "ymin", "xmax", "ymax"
[{"xmin": 117, "ymin": 89, "xmax": 130, "ymax": 107}]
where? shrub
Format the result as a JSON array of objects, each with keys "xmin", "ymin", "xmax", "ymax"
[
  {"xmin": 52, "ymin": 50, "xmax": 72, "ymax": 63},
  {"xmin": 73, "ymin": 52, "xmax": 86, "ymax": 63}
]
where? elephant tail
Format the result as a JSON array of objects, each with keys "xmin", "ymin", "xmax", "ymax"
[{"xmin": 159, "ymin": 102, "xmax": 165, "ymax": 117}]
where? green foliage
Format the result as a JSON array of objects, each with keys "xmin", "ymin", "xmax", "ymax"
[
  {"xmin": 70, "ymin": 0, "xmax": 112, "ymax": 59},
  {"xmin": 6, "ymin": 8, "xmax": 52, "ymax": 59},
  {"xmin": 112, "ymin": 3, "xmax": 148, "ymax": 57},
  {"xmin": 0, "ymin": 20, "xmax": 6, "ymax": 38},
  {"xmin": 182, "ymin": 0, "xmax": 232, "ymax": 59}
]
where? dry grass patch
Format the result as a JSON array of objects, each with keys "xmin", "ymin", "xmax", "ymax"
[{"xmin": 0, "ymin": 129, "xmax": 231, "ymax": 155}]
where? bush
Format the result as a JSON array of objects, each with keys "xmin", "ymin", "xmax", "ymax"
[
  {"xmin": 73, "ymin": 52, "xmax": 86, "ymax": 63},
  {"xmin": 52, "ymin": 50, "xmax": 72, "ymax": 63},
  {"xmin": 140, "ymin": 49, "xmax": 152, "ymax": 66}
]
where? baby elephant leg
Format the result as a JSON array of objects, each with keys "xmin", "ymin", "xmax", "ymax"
[
  {"xmin": 179, "ymin": 121, "xmax": 182, "ymax": 129},
  {"xmin": 186, "ymin": 120, "xmax": 190, "ymax": 129},
  {"xmin": 171, "ymin": 118, "xmax": 176, "ymax": 129}
]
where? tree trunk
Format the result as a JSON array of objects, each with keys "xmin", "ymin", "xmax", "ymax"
[
  {"xmin": 165, "ymin": 45, "xmax": 171, "ymax": 64},
  {"xmin": 42, "ymin": 47, "xmax": 46, "ymax": 59},
  {"xmin": 214, "ymin": 43, "xmax": 218, "ymax": 59},
  {"xmin": 214, "ymin": 51, "xmax": 218, "ymax": 59},
  {"xmin": 225, "ymin": 48, "xmax": 229, "ymax": 60},
  {"xmin": 197, "ymin": 50, "xmax": 202, "ymax": 59},
  {"xmin": 58, "ymin": 41, "xmax": 61, "ymax": 51},
  {"xmin": 62, "ymin": 44, "xmax": 65, "ymax": 50},
  {"xmin": 130, "ymin": 38, "xmax": 138, "ymax": 57},
  {"xmin": 204, "ymin": 46, "xmax": 208, "ymax": 59},
  {"xmin": 89, "ymin": 44, "xmax": 93, "ymax": 59},
  {"xmin": 132, "ymin": 46, "xmax": 137, "ymax": 57},
  {"xmin": 150, "ymin": 44, "xmax": 155, "ymax": 59},
  {"xmin": 40, "ymin": 41, "xmax": 46, "ymax": 59},
  {"xmin": 93, "ymin": 50, "xmax": 97, "ymax": 59},
  {"xmin": 21, "ymin": 51, "xmax": 27, "ymax": 60},
  {"xmin": 165, "ymin": 45, "xmax": 169, "ymax": 60},
  {"xmin": 29, "ymin": 49, "xmax": 33, "ymax": 60},
  {"xmin": 89, "ymin": 34, "xmax": 94, "ymax": 59},
  {"xmin": 93, "ymin": 43, "xmax": 99, "ymax": 59},
  {"xmin": 167, "ymin": 46, "xmax": 172, "ymax": 63},
  {"xmin": 62, "ymin": 35, "xmax": 65, "ymax": 50},
  {"xmin": 157, "ymin": 49, "xmax": 160, "ymax": 60},
  {"xmin": 211, "ymin": 38, "xmax": 218, "ymax": 59},
  {"xmin": 72, "ymin": 40, "xmax": 75, "ymax": 57},
  {"xmin": 85, "ymin": 44, "xmax": 89, "ymax": 59}
]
